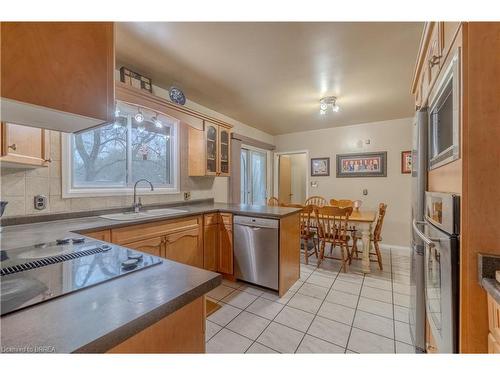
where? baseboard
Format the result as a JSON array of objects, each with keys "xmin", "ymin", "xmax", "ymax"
[{"xmin": 379, "ymin": 243, "xmax": 411, "ymax": 253}]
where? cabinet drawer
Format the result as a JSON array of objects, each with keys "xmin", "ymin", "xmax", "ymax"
[
  {"xmin": 204, "ymin": 213, "xmax": 219, "ymax": 226},
  {"xmin": 111, "ymin": 216, "xmax": 201, "ymax": 244}
]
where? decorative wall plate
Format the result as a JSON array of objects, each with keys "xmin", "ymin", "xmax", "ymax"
[{"xmin": 169, "ymin": 86, "xmax": 186, "ymax": 105}]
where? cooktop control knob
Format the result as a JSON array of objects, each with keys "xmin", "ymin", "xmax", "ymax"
[
  {"xmin": 101, "ymin": 244, "xmax": 112, "ymax": 251},
  {"xmin": 121, "ymin": 258, "xmax": 139, "ymax": 270},
  {"xmin": 56, "ymin": 238, "xmax": 71, "ymax": 245},
  {"xmin": 71, "ymin": 237, "xmax": 85, "ymax": 244}
]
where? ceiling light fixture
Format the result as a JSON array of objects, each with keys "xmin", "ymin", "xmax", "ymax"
[
  {"xmin": 319, "ymin": 96, "xmax": 340, "ymax": 115},
  {"xmin": 134, "ymin": 108, "xmax": 144, "ymax": 123},
  {"xmin": 152, "ymin": 114, "xmax": 163, "ymax": 128}
]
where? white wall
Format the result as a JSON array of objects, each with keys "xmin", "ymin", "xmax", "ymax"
[{"xmin": 274, "ymin": 117, "xmax": 413, "ymax": 247}]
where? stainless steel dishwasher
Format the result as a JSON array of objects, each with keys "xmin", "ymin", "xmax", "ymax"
[{"xmin": 233, "ymin": 215, "xmax": 279, "ymax": 290}]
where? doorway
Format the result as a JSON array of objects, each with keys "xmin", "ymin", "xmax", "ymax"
[
  {"xmin": 275, "ymin": 152, "xmax": 308, "ymax": 205},
  {"xmin": 241, "ymin": 147, "xmax": 268, "ymax": 205}
]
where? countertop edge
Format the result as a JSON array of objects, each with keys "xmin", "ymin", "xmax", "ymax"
[{"xmin": 74, "ymin": 274, "xmax": 221, "ymax": 353}]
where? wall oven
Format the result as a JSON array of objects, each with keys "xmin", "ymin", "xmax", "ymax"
[
  {"xmin": 413, "ymin": 191, "xmax": 460, "ymax": 353},
  {"xmin": 428, "ymin": 49, "xmax": 460, "ymax": 170}
]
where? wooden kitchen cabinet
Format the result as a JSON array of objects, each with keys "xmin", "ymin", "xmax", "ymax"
[
  {"xmin": 110, "ymin": 216, "xmax": 204, "ymax": 268},
  {"xmin": 1, "ymin": 22, "xmax": 114, "ymax": 132},
  {"xmin": 80, "ymin": 229, "xmax": 111, "ymax": 242},
  {"xmin": 218, "ymin": 215, "xmax": 233, "ymax": 275},
  {"xmin": 164, "ymin": 227, "xmax": 203, "ymax": 268},
  {"xmin": 487, "ymin": 293, "xmax": 500, "ymax": 353},
  {"xmin": 108, "ymin": 296, "xmax": 205, "ymax": 353},
  {"xmin": 203, "ymin": 214, "xmax": 219, "ymax": 272},
  {"xmin": 188, "ymin": 121, "xmax": 232, "ymax": 177},
  {"xmin": 123, "ymin": 236, "xmax": 163, "ymax": 257},
  {"xmin": 0, "ymin": 122, "xmax": 51, "ymax": 167}
]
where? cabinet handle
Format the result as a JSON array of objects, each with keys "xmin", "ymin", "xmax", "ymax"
[
  {"xmin": 43, "ymin": 158, "xmax": 52, "ymax": 163},
  {"xmin": 429, "ymin": 54, "xmax": 440, "ymax": 68},
  {"xmin": 8, "ymin": 144, "xmax": 17, "ymax": 151}
]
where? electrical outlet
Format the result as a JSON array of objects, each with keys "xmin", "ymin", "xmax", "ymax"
[
  {"xmin": 34, "ymin": 195, "xmax": 47, "ymax": 210},
  {"xmin": 184, "ymin": 192, "xmax": 191, "ymax": 201}
]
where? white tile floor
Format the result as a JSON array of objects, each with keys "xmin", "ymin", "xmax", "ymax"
[{"xmin": 206, "ymin": 247, "xmax": 415, "ymax": 353}]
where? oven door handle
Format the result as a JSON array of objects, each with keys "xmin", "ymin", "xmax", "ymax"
[{"xmin": 412, "ymin": 219, "xmax": 440, "ymax": 248}]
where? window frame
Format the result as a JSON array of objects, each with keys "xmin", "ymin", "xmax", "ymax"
[{"xmin": 62, "ymin": 107, "xmax": 180, "ymax": 198}]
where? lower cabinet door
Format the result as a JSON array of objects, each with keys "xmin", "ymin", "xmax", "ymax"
[
  {"xmin": 123, "ymin": 236, "xmax": 163, "ymax": 257},
  {"xmin": 218, "ymin": 223, "xmax": 233, "ymax": 274},
  {"xmin": 203, "ymin": 224, "xmax": 218, "ymax": 271},
  {"xmin": 164, "ymin": 228, "xmax": 203, "ymax": 268}
]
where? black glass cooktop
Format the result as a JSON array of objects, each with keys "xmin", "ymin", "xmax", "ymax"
[{"xmin": 0, "ymin": 238, "xmax": 162, "ymax": 316}]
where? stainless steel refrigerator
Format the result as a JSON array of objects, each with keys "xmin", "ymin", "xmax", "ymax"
[{"xmin": 409, "ymin": 109, "xmax": 427, "ymax": 353}]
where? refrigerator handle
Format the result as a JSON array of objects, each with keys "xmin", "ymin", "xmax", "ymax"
[{"xmin": 412, "ymin": 219, "xmax": 439, "ymax": 249}]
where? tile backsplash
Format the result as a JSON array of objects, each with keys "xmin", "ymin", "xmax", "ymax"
[{"xmin": 0, "ymin": 130, "xmax": 218, "ymax": 218}]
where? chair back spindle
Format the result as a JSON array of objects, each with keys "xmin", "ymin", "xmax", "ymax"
[{"xmin": 305, "ymin": 196, "xmax": 327, "ymax": 207}]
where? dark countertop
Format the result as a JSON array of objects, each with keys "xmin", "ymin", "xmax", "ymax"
[
  {"xmin": 477, "ymin": 253, "xmax": 500, "ymax": 305},
  {"xmin": 0, "ymin": 201, "xmax": 301, "ymax": 353},
  {"xmin": 0, "ymin": 202, "xmax": 302, "ymax": 250},
  {"xmin": 1, "ymin": 260, "xmax": 221, "ymax": 353}
]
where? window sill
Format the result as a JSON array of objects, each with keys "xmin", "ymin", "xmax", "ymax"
[{"xmin": 62, "ymin": 187, "xmax": 180, "ymax": 199}]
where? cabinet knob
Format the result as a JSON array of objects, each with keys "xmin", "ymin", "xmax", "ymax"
[
  {"xmin": 429, "ymin": 55, "xmax": 440, "ymax": 68},
  {"xmin": 8, "ymin": 143, "xmax": 17, "ymax": 151}
]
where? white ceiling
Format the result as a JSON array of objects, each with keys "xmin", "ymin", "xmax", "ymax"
[{"xmin": 116, "ymin": 22, "xmax": 423, "ymax": 135}]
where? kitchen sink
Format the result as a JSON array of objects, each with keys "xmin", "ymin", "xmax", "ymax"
[{"xmin": 100, "ymin": 208, "xmax": 188, "ymax": 221}]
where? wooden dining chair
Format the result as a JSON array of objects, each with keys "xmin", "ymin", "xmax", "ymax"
[
  {"xmin": 299, "ymin": 205, "xmax": 320, "ymax": 265},
  {"xmin": 267, "ymin": 197, "xmax": 280, "ymax": 206},
  {"xmin": 330, "ymin": 199, "xmax": 354, "ymax": 208},
  {"xmin": 316, "ymin": 206, "xmax": 353, "ymax": 272},
  {"xmin": 305, "ymin": 196, "xmax": 327, "ymax": 207},
  {"xmin": 350, "ymin": 203, "xmax": 387, "ymax": 270}
]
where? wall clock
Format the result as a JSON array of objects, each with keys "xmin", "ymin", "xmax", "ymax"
[{"xmin": 169, "ymin": 86, "xmax": 186, "ymax": 105}]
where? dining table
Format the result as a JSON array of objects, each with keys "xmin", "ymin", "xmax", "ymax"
[{"xmin": 347, "ymin": 210, "xmax": 377, "ymax": 273}]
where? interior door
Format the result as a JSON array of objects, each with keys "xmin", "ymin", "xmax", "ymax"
[
  {"xmin": 241, "ymin": 147, "xmax": 267, "ymax": 205},
  {"xmin": 279, "ymin": 155, "xmax": 292, "ymax": 204}
]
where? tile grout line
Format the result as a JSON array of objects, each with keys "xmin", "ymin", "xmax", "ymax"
[
  {"xmin": 344, "ymin": 270, "xmax": 366, "ymax": 353},
  {"xmin": 244, "ymin": 263, "xmax": 317, "ymax": 353},
  {"xmin": 293, "ymin": 260, "xmax": 343, "ymax": 353}
]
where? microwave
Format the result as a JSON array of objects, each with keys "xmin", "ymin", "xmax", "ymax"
[{"xmin": 428, "ymin": 49, "xmax": 460, "ymax": 170}]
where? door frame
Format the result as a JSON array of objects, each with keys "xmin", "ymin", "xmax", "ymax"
[
  {"xmin": 273, "ymin": 150, "xmax": 310, "ymax": 204},
  {"xmin": 241, "ymin": 144, "xmax": 273, "ymax": 204}
]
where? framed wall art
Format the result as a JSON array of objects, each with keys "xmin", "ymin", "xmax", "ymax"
[
  {"xmin": 311, "ymin": 157, "xmax": 330, "ymax": 176},
  {"xmin": 336, "ymin": 152, "xmax": 387, "ymax": 178},
  {"xmin": 401, "ymin": 150, "xmax": 412, "ymax": 174}
]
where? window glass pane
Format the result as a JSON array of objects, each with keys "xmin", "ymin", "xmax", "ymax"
[
  {"xmin": 251, "ymin": 150, "xmax": 267, "ymax": 205},
  {"xmin": 131, "ymin": 116, "xmax": 171, "ymax": 185},
  {"xmin": 72, "ymin": 118, "xmax": 127, "ymax": 187}
]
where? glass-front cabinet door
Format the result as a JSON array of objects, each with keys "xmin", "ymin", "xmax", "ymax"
[
  {"xmin": 218, "ymin": 126, "xmax": 231, "ymax": 176},
  {"xmin": 205, "ymin": 122, "xmax": 218, "ymax": 175}
]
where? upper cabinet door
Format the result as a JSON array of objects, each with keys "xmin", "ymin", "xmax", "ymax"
[
  {"xmin": 0, "ymin": 123, "xmax": 51, "ymax": 167},
  {"xmin": 0, "ymin": 22, "xmax": 115, "ymax": 132},
  {"xmin": 205, "ymin": 122, "xmax": 218, "ymax": 175},
  {"xmin": 218, "ymin": 126, "xmax": 231, "ymax": 176}
]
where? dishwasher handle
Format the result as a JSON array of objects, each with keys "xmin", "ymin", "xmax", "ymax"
[{"xmin": 234, "ymin": 215, "xmax": 279, "ymax": 229}]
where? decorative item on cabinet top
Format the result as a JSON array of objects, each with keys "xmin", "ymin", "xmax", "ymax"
[{"xmin": 119, "ymin": 67, "xmax": 153, "ymax": 93}]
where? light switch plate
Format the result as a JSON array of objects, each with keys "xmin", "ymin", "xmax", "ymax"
[
  {"xmin": 363, "ymin": 189, "xmax": 368, "ymax": 196},
  {"xmin": 34, "ymin": 195, "xmax": 47, "ymax": 210}
]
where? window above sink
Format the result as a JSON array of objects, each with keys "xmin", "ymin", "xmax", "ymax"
[{"xmin": 61, "ymin": 101, "xmax": 180, "ymax": 198}]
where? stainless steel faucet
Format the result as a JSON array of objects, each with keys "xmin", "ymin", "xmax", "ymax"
[{"xmin": 132, "ymin": 179, "xmax": 154, "ymax": 213}]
